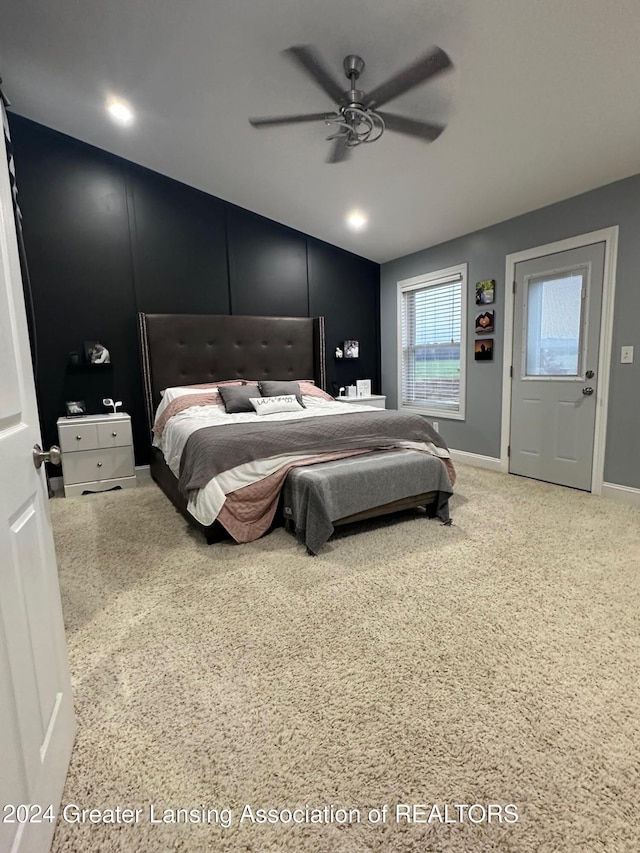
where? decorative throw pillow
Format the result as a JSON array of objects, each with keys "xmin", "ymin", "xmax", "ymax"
[
  {"xmin": 258, "ymin": 380, "xmax": 305, "ymax": 406},
  {"xmin": 250, "ymin": 395, "xmax": 304, "ymax": 416},
  {"xmin": 297, "ymin": 380, "xmax": 334, "ymax": 401},
  {"xmin": 218, "ymin": 385, "xmax": 262, "ymax": 414}
]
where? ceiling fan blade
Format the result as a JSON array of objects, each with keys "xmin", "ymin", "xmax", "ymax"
[
  {"xmin": 377, "ymin": 111, "xmax": 445, "ymax": 142},
  {"xmin": 283, "ymin": 45, "xmax": 345, "ymax": 104},
  {"xmin": 326, "ymin": 135, "xmax": 350, "ymax": 164},
  {"xmin": 364, "ymin": 46, "xmax": 452, "ymax": 109},
  {"xmin": 250, "ymin": 112, "xmax": 337, "ymax": 127}
]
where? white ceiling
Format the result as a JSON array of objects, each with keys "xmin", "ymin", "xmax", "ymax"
[{"xmin": 2, "ymin": 0, "xmax": 640, "ymax": 263}]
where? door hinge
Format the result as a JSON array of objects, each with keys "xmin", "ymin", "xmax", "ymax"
[
  {"xmin": 513, "ymin": 280, "xmax": 516, "ymax": 293},
  {"xmin": 507, "ymin": 444, "xmax": 511, "ymax": 457},
  {"xmin": 510, "ymin": 365, "xmax": 513, "ymax": 378}
]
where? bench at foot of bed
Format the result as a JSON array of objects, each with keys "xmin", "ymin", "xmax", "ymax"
[{"xmin": 282, "ymin": 449, "xmax": 453, "ymax": 555}]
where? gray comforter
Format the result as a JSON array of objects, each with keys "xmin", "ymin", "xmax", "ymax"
[{"xmin": 178, "ymin": 410, "xmax": 449, "ymax": 496}]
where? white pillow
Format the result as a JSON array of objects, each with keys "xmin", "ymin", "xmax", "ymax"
[
  {"xmin": 250, "ymin": 394, "xmax": 304, "ymax": 416},
  {"xmin": 154, "ymin": 386, "xmax": 221, "ymax": 422}
]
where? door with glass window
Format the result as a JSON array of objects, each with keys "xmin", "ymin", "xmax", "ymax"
[{"xmin": 510, "ymin": 243, "xmax": 605, "ymax": 490}]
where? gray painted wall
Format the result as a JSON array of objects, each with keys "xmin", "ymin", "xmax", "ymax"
[{"xmin": 381, "ymin": 173, "xmax": 640, "ymax": 489}]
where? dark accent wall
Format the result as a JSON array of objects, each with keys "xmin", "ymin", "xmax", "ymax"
[
  {"xmin": 308, "ymin": 238, "xmax": 380, "ymax": 394},
  {"xmin": 10, "ymin": 115, "xmax": 380, "ymax": 463}
]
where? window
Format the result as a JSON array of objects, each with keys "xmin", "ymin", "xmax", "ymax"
[
  {"xmin": 524, "ymin": 271, "xmax": 585, "ymax": 377},
  {"xmin": 397, "ymin": 264, "xmax": 467, "ymax": 419}
]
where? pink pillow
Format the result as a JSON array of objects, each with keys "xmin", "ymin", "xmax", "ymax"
[{"xmin": 298, "ymin": 380, "xmax": 334, "ymax": 401}]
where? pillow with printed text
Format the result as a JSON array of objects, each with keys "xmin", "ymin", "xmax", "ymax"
[
  {"xmin": 259, "ymin": 380, "xmax": 305, "ymax": 406},
  {"xmin": 250, "ymin": 394, "xmax": 304, "ymax": 416}
]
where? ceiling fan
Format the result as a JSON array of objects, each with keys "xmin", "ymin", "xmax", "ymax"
[{"xmin": 249, "ymin": 44, "xmax": 453, "ymax": 163}]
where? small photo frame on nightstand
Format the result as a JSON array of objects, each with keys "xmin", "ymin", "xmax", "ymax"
[
  {"xmin": 65, "ymin": 400, "xmax": 87, "ymax": 417},
  {"xmin": 356, "ymin": 379, "xmax": 372, "ymax": 397}
]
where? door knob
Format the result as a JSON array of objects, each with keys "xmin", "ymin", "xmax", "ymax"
[
  {"xmin": 33, "ymin": 444, "xmax": 62, "ymax": 469},
  {"xmin": 582, "ymin": 387, "xmax": 594, "ymax": 396}
]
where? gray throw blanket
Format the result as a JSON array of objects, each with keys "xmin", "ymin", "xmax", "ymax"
[{"xmin": 178, "ymin": 410, "xmax": 449, "ymax": 496}]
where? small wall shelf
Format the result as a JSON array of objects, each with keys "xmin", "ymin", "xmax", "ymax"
[{"xmin": 66, "ymin": 363, "xmax": 113, "ymax": 373}]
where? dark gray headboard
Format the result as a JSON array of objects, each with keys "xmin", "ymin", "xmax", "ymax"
[{"xmin": 138, "ymin": 313, "xmax": 326, "ymax": 432}]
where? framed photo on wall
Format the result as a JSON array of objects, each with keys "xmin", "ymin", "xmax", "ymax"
[
  {"xmin": 84, "ymin": 340, "xmax": 111, "ymax": 364},
  {"xmin": 343, "ymin": 340, "xmax": 359, "ymax": 359},
  {"xmin": 475, "ymin": 279, "xmax": 495, "ymax": 305},
  {"xmin": 475, "ymin": 310, "xmax": 495, "ymax": 334},
  {"xmin": 474, "ymin": 339, "xmax": 494, "ymax": 361}
]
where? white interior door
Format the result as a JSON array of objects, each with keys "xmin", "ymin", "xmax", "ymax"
[
  {"xmin": 510, "ymin": 242, "xmax": 605, "ymax": 490},
  {"xmin": 0, "ymin": 134, "xmax": 75, "ymax": 849}
]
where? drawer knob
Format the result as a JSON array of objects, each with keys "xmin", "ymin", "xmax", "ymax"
[
  {"xmin": 76, "ymin": 435, "xmax": 82, "ymax": 440},
  {"xmin": 97, "ymin": 462, "xmax": 103, "ymax": 468},
  {"xmin": 112, "ymin": 431, "xmax": 118, "ymax": 437}
]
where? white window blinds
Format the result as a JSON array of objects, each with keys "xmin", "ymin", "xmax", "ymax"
[{"xmin": 400, "ymin": 272, "xmax": 464, "ymax": 415}]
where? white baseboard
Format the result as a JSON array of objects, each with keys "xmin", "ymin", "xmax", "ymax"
[
  {"xmin": 449, "ymin": 449, "xmax": 504, "ymax": 472},
  {"xmin": 601, "ymin": 482, "xmax": 640, "ymax": 506},
  {"xmin": 135, "ymin": 464, "xmax": 151, "ymax": 482},
  {"xmin": 49, "ymin": 466, "xmax": 151, "ymax": 497},
  {"xmin": 49, "ymin": 475, "xmax": 64, "ymax": 496}
]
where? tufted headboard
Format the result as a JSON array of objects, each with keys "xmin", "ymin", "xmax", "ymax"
[{"xmin": 138, "ymin": 313, "xmax": 326, "ymax": 432}]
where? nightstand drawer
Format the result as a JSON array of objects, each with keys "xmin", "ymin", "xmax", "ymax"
[
  {"xmin": 58, "ymin": 422, "xmax": 100, "ymax": 453},
  {"xmin": 97, "ymin": 419, "xmax": 132, "ymax": 449},
  {"xmin": 109, "ymin": 446, "xmax": 135, "ymax": 479},
  {"xmin": 62, "ymin": 447, "xmax": 134, "ymax": 485}
]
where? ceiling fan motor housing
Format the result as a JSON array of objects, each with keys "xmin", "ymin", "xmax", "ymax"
[
  {"xmin": 341, "ymin": 91, "xmax": 366, "ymax": 108},
  {"xmin": 343, "ymin": 55, "xmax": 365, "ymax": 80}
]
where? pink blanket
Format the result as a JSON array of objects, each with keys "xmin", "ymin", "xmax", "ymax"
[{"xmin": 218, "ymin": 452, "xmax": 456, "ymax": 543}]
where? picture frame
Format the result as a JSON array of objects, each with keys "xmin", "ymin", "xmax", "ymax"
[
  {"xmin": 343, "ymin": 340, "xmax": 359, "ymax": 359},
  {"xmin": 475, "ymin": 310, "xmax": 495, "ymax": 334},
  {"xmin": 474, "ymin": 339, "xmax": 494, "ymax": 361},
  {"xmin": 84, "ymin": 340, "xmax": 111, "ymax": 364},
  {"xmin": 356, "ymin": 379, "xmax": 372, "ymax": 397},
  {"xmin": 66, "ymin": 400, "xmax": 87, "ymax": 417},
  {"xmin": 475, "ymin": 279, "xmax": 495, "ymax": 305}
]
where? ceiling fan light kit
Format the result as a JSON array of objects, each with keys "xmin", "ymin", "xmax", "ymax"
[{"xmin": 249, "ymin": 44, "xmax": 453, "ymax": 163}]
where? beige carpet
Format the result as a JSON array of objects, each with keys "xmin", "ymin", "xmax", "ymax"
[{"xmin": 49, "ymin": 466, "xmax": 640, "ymax": 852}]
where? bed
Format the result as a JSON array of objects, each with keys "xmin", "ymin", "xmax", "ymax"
[{"xmin": 138, "ymin": 312, "xmax": 455, "ymax": 552}]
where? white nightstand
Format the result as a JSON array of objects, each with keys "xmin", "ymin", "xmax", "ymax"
[
  {"xmin": 57, "ymin": 413, "xmax": 136, "ymax": 497},
  {"xmin": 336, "ymin": 394, "xmax": 386, "ymax": 409}
]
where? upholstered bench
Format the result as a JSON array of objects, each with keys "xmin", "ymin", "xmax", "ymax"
[{"xmin": 282, "ymin": 449, "xmax": 453, "ymax": 554}]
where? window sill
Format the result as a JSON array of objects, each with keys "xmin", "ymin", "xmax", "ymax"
[{"xmin": 399, "ymin": 405, "xmax": 465, "ymax": 421}]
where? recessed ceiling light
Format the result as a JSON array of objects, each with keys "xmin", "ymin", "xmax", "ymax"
[
  {"xmin": 346, "ymin": 210, "xmax": 368, "ymax": 231},
  {"xmin": 106, "ymin": 98, "xmax": 134, "ymax": 126}
]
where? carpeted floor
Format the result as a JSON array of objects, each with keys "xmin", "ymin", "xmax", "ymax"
[{"xmin": 49, "ymin": 466, "xmax": 640, "ymax": 852}]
